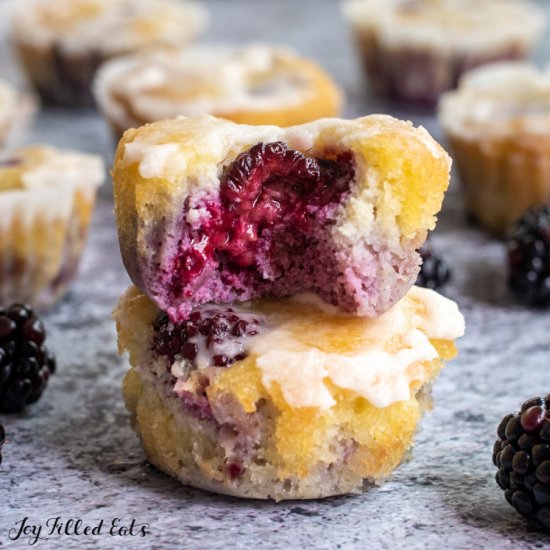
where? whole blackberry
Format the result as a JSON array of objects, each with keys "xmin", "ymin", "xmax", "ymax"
[
  {"xmin": 507, "ymin": 205, "xmax": 550, "ymax": 307},
  {"xmin": 0, "ymin": 304, "xmax": 56, "ymax": 412},
  {"xmin": 416, "ymin": 245, "xmax": 451, "ymax": 290},
  {"xmin": 493, "ymin": 394, "xmax": 550, "ymax": 530}
]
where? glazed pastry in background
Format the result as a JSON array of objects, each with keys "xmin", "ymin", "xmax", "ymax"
[
  {"xmin": 0, "ymin": 146, "xmax": 104, "ymax": 309},
  {"xmin": 94, "ymin": 44, "xmax": 343, "ymax": 138},
  {"xmin": 11, "ymin": 0, "xmax": 207, "ymax": 106},
  {"xmin": 343, "ymin": 0, "xmax": 544, "ymax": 104},
  {"xmin": 439, "ymin": 62, "xmax": 550, "ymax": 236},
  {"xmin": 0, "ymin": 79, "xmax": 36, "ymax": 147},
  {"xmin": 112, "ymin": 115, "xmax": 451, "ymax": 321},
  {"xmin": 115, "ymin": 285, "xmax": 464, "ymax": 500}
]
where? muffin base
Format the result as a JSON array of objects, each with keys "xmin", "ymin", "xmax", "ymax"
[
  {"xmin": 353, "ymin": 29, "xmax": 528, "ymax": 104},
  {"xmin": 114, "ymin": 285, "xmax": 460, "ymax": 501},
  {"xmin": 123, "ymin": 366, "xmax": 433, "ymax": 501},
  {"xmin": 16, "ymin": 41, "xmax": 104, "ymax": 107},
  {"xmin": 0, "ymin": 187, "xmax": 97, "ymax": 309},
  {"xmin": 448, "ymin": 133, "xmax": 550, "ymax": 236}
]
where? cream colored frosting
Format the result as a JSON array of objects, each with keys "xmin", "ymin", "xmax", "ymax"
[
  {"xmin": 120, "ymin": 114, "xmax": 447, "ymax": 184},
  {"xmin": 11, "ymin": 0, "xmax": 206, "ymax": 55},
  {"xmin": 169, "ymin": 287, "xmax": 464, "ymax": 410},
  {"xmin": 250, "ymin": 286, "xmax": 464, "ymax": 409},
  {"xmin": 439, "ymin": 62, "xmax": 550, "ymax": 138},
  {"xmin": 343, "ymin": 0, "xmax": 544, "ymax": 53},
  {"xmin": 94, "ymin": 45, "xmax": 324, "ymax": 129}
]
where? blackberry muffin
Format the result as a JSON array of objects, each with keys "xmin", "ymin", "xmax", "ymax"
[
  {"xmin": 0, "ymin": 146, "xmax": 104, "ymax": 309},
  {"xmin": 94, "ymin": 44, "xmax": 343, "ymax": 139},
  {"xmin": 343, "ymin": 0, "xmax": 543, "ymax": 104},
  {"xmin": 115, "ymin": 284, "xmax": 464, "ymax": 500},
  {"xmin": 113, "ymin": 114, "xmax": 452, "ymax": 321},
  {"xmin": 11, "ymin": 0, "xmax": 206, "ymax": 106},
  {"xmin": 439, "ymin": 62, "xmax": 550, "ymax": 235},
  {"xmin": 0, "ymin": 80, "xmax": 36, "ymax": 147},
  {"xmin": 113, "ymin": 113, "xmax": 463, "ymax": 499}
]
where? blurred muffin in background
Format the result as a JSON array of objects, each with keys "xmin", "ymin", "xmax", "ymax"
[
  {"xmin": 11, "ymin": 0, "xmax": 207, "ymax": 107},
  {"xmin": 0, "ymin": 79, "xmax": 36, "ymax": 147},
  {"xmin": 343, "ymin": 0, "xmax": 544, "ymax": 104},
  {"xmin": 94, "ymin": 44, "xmax": 343, "ymax": 138},
  {"xmin": 439, "ymin": 62, "xmax": 550, "ymax": 236},
  {"xmin": 0, "ymin": 146, "xmax": 104, "ymax": 309}
]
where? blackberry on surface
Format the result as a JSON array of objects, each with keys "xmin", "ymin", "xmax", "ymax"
[
  {"xmin": 493, "ymin": 394, "xmax": 550, "ymax": 530},
  {"xmin": 507, "ymin": 205, "xmax": 550, "ymax": 307},
  {"xmin": 0, "ymin": 304, "xmax": 56, "ymax": 412},
  {"xmin": 416, "ymin": 245, "xmax": 451, "ymax": 290}
]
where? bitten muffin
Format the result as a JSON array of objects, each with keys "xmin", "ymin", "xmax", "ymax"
[
  {"xmin": 112, "ymin": 114, "xmax": 451, "ymax": 321},
  {"xmin": 0, "ymin": 80, "xmax": 36, "ymax": 147},
  {"xmin": 114, "ymin": 285, "xmax": 464, "ymax": 500},
  {"xmin": 94, "ymin": 44, "xmax": 343, "ymax": 139},
  {"xmin": 11, "ymin": 0, "xmax": 207, "ymax": 106},
  {"xmin": 0, "ymin": 146, "xmax": 104, "ymax": 308},
  {"xmin": 439, "ymin": 62, "xmax": 550, "ymax": 236},
  {"xmin": 343, "ymin": 0, "xmax": 544, "ymax": 104}
]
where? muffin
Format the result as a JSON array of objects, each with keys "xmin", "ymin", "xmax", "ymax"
[
  {"xmin": 439, "ymin": 62, "xmax": 550, "ymax": 236},
  {"xmin": 11, "ymin": 0, "xmax": 207, "ymax": 106},
  {"xmin": 0, "ymin": 79, "xmax": 36, "ymax": 147},
  {"xmin": 114, "ymin": 284, "xmax": 464, "ymax": 500},
  {"xmin": 94, "ymin": 44, "xmax": 343, "ymax": 139},
  {"xmin": 0, "ymin": 146, "xmax": 104, "ymax": 308},
  {"xmin": 343, "ymin": 0, "xmax": 544, "ymax": 104},
  {"xmin": 113, "ymin": 112, "xmax": 463, "ymax": 499},
  {"xmin": 113, "ymin": 114, "xmax": 451, "ymax": 321}
]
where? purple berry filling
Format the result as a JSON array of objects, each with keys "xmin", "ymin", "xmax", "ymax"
[
  {"xmin": 225, "ymin": 461, "xmax": 245, "ymax": 480},
  {"xmin": 153, "ymin": 306, "xmax": 262, "ymax": 368},
  {"xmin": 147, "ymin": 141, "xmax": 358, "ymax": 321},
  {"xmin": 179, "ymin": 391, "xmax": 215, "ymax": 422},
  {"xmin": 152, "ymin": 306, "xmax": 263, "ymax": 428}
]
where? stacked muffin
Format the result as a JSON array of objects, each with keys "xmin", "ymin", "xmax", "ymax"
[{"xmin": 113, "ymin": 114, "xmax": 464, "ymax": 500}]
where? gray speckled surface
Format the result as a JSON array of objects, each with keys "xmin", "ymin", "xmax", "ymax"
[{"xmin": 2, "ymin": 1, "xmax": 550, "ymax": 548}]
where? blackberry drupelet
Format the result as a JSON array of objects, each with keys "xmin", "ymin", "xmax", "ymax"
[
  {"xmin": 416, "ymin": 245, "xmax": 451, "ymax": 290},
  {"xmin": 153, "ymin": 307, "xmax": 262, "ymax": 368},
  {"xmin": 0, "ymin": 304, "xmax": 56, "ymax": 412},
  {"xmin": 493, "ymin": 394, "xmax": 550, "ymax": 530},
  {"xmin": 507, "ymin": 205, "xmax": 550, "ymax": 307}
]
